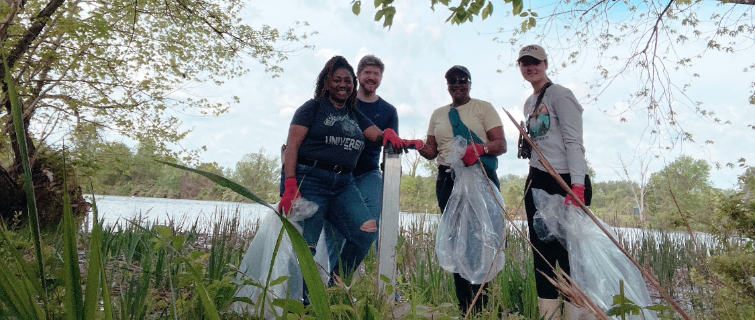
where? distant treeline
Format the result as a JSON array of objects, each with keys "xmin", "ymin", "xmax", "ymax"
[{"xmin": 79, "ymin": 141, "xmax": 754, "ymax": 232}]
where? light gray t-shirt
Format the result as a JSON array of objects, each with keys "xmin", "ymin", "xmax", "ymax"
[{"xmin": 523, "ymin": 84, "xmax": 589, "ymax": 185}]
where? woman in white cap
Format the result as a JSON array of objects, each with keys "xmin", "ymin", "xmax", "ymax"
[
  {"xmin": 517, "ymin": 45, "xmax": 592, "ymax": 320},
  {"xmin": 410, "ymin": 65, "xmax": 507, "ymax": 316}
]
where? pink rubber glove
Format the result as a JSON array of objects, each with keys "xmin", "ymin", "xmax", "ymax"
[
  {"xmin": 279, "ymin": 177, "xmax": 301, "ymax": 216},
  {"xmin": 383, "ymin": 128, "xmax": 405, "ymax": 149},
  {"xmin": 404, "ymin": 139, "xmax": 424, "ymax": 151},
  {"xmin": 565, "ymin": 184, "xmax": 586, "ymax": 207},
  {"xmin": 461, "ymin": 144, "xmax": 485, "ymax": 167}
]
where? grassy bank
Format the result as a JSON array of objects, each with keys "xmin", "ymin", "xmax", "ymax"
[{"xmin": 2, "ymin": 209, "xmax": 753, "ymax": 319}]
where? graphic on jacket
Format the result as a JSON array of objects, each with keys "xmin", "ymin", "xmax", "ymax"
[{"xmin": 528, "ymin": 103, "xmax": 550, "ymax": 139}]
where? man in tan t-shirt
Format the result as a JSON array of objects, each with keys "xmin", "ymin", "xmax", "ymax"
[{"xmin": 415, "ymin": 65, "xmax": 507, "ymax": 316}]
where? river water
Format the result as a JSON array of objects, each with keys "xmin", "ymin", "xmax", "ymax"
[{"xmin": 86, "ymin": 195, "xmax": 726, "ymax": 248}]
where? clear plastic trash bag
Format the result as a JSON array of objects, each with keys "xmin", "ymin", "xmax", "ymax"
[
  {"xmin": 435, "ymin": 136, "xmax": 507, "ymax": 284},
  {"xmin": 532, "ymin": 189, "xmax": 657, "ymax": 320},
  {"xmin": 229, "ymin": 198, "xmax": 318, "ymax": 318}
]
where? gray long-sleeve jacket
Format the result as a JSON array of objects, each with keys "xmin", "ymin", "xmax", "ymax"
[{"xmin": 523, "ymin": 83, "xmax": 589, "ymax": 185}]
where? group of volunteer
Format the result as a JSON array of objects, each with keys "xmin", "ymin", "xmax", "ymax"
[{"xmin": 277, "ymin": 45, "xmax": 590, "ymax": 319}]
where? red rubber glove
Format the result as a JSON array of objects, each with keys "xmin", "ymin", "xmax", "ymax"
[
  {"xmin": 279, "ymin": 177, "xmax": 301, "ymax": 216},
  {"xmin": 565, "ymin": 184, "xmax": 586, "ymax": 207},
  {"xmin": 404, "ymin": 139, "xmax": 424, "ymax": 151},
  {"xmin": 383, "ymin": 128, "xmax": 405, "ymax": 149},
  {"xmin": 461, "ymin": 144, "xmax": 485, "ymax": 167}
]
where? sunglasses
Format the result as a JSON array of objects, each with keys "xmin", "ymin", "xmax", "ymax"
[
  {"xmin": 447, "ymin": 77, "xmax": 470, "ymax": 85},
  {"xmin": 519, "ymin": 59, "xmax": 542, "ymax": 67}
]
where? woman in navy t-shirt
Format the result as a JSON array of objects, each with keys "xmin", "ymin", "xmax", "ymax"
[{"xmin": 279, "ymin": 56, "xmax": 405, "ymax": 288}]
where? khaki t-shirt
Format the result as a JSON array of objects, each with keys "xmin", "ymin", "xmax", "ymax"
[{"xmin": 427, "ymin": 98, "xmax": 503, "ymax": 166}]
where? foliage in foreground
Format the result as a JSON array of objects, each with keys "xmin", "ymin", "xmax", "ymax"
[{"xmin": 2, "ymin": 209, "xmax": 755, "ymax": 319}]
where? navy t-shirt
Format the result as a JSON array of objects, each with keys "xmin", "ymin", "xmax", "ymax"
[
  {"xmin": 352, "ymin": 97, "xmax": 399, "ymax": 177},
  {"xmin": 291, "ymin": 99, "xmax": 375, "ymax": 168}
]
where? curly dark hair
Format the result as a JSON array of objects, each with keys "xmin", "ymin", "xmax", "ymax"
[{"xmin": 314, "ymin": 56, "xmax": 358, "ymax": 109}]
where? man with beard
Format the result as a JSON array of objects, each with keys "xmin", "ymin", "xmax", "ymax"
[{"xmin": 325, "ymin": 55, "xmax": 400, "ymax": 281}]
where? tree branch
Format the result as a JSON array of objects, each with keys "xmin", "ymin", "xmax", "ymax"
[{"xmin": 1, "ymin": 0, "xmax": 67, "ymax": 76}]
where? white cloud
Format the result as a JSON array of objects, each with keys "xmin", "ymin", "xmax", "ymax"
[
  {"xmin": 315, "ymin": 48, "xmax": 342, "ymax": 61},
  {"xmin": 396, "ymin": 103, "xmax": 415, "ymax": 116}
]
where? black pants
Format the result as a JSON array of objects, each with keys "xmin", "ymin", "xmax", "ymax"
[
  {"xmin": 524, "ymin": 166, "xmax": 592, "ymax": 300},
  {"xmin": 436, "ymin": 165, "xmax": 491, "ymax": 315}
]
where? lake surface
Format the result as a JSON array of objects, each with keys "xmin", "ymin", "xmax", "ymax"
[
  {"xmin": 87, "ymin": 195, "xmax": 726, "ymax": 248},
  {"xmin": 85, "ymin": 195, "xmax": 443, "ymax": 233}
]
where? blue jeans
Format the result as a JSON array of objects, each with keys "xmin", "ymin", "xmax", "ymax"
[
  {"xmin": 324, "ymin": 169, "xmax": 383, "ymax": 275},
  {"xmin": 294, "ymin": 164, "xmax": 377, "ymax": 276}
]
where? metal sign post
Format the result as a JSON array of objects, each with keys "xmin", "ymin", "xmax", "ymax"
[{"xmin": 376, "ymin": 143, "xmax": 402, "ymax": 299}]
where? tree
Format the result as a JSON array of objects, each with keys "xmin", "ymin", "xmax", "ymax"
[
  {"xmin": 499, "ymin": 173, "xmax": 526, "ymax": 218},
  {"xmin": 231, "ymin": 148, "xmax": 281, "ymax": 203},
  {"xmin": 590, "ymin": 180, "xmax": 640, "ymax": 226},
  {"xmin": 614, "ymin": 155, "xmax": 653, "ymax": 225},
  {"xmin": 356, "ymin": 0, "xmax": 754, "ymax": 164},
  {"xmin": 645, "ymin": 155, "xmax": 717, "ymax": 230},
  {"xmin": 0, "ymin": 0, "xmax": 309, "ymax": 223}
]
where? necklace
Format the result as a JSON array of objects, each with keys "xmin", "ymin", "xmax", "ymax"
[{"xmin": 332, "ymin": 101, "xmax": 348, "ymax": 118}]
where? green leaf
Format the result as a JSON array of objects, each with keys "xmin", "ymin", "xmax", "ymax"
[
  {"xmin": 83, "ymin": 201, "xmax": 105, "ymax": 320},
  {"xmin": 646, "ymin": 304, "xmax": 669, "ymax": 312},
  {"xmin": 529, "ymin": 17, "xmax": 536, "ymax": 28},
  {"xmin": 384, "ymin": 284, "xmax": 393, "ymax": 295},
  {"xmin": 612, "ymin": 295, "xmax": 636, "ymax": 305},
  {"xmin": 155, "ymin": 225, "xmax": 173, "ymax": 238},
  {"xmin": 269, "ymin": 275, "xmax": 291, "ymax": 287},
  {"xmin": 519, "ymin": 12, "xmax": 528, "ymax": 17},
  {"xmin": 380, "ymin": 274, "xmax": 391, "ymax": 284},
  {"xmin": 91, "ymin": 194, "xmax": 114, "ymax": 320},
  {"xmin": 374, "ymin": 0, "xmax": 382, "ymax": 8},
  {"xmin": 530, "ymin": 11, "xmax": 538, "ymax": 17},
  {"xmin": 352, "ymin": 2, "xmax": 361, "ymax": 15},
  {"xmin": 375, "ymin": 9, "xmax": 385, "ymax": 22},
  {"xmin": 277, "ymin": 215, "xmax": 331, "ymax": 319},
  {"xmin": 171, "ymin": 235, "xmax": 185, "ymax": 251},
  {"xmin": 481, "ymin": 2, "xmax": 493, "ymax": 20},
  {"xmin": 191, "ymin": 251, "xmax": 205, "ymax": 260},
  {"xmin": 4, "ymin": 57, "xmax": 46, "ymax": 306},
  {"xmin": 61, "ymin": 154, "xmax": 85, "ymax": 320},
  {"xmin": 383, "ymin": 6, "xmax": 396, "ymax": 27},
  {"xmin": 273, "ymin": 299, "xmax": 305, "ymax": 315},
  {"xmin": 0, "ymin": 259, "xmax": 41, "ymax": 319},
  {"xmin": 521, "ymin": 20, "xmax": 528, "ymax": 32},
  {"xmin": 187, "ymin": 263, "xmax": 221, "ymax": 320},
  {"xmin": 0, "ymin": 227, "xmax": 44, "ymax": 305},
  {"xmin": 367, "ymin": 304, "xmax": 382, "ymax": 320},
  {"xmin": 330, "ymin": 304, "xmax": 355, "ymax": 314},
  {"xmin": 512, "ymin": 0, "xmax": 523, "ymax": 15},
  {"xmin": 259, "ymin": 228, "xmax": 287, "ymax": 318}
]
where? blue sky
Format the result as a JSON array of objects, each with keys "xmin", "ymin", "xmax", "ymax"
[{"xmin": 170, "ymin": 0, "xmax": 754, "ymax": 189}]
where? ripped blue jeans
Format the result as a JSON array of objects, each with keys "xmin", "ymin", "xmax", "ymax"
[{"xmin": 294, "ymin": 164, "xmax": 377, "ymax": 276}]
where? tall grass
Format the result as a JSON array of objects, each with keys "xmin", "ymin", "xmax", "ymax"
[{"xmin": 4, "ymin": 58, "xmax": 46, "ymax": 306}]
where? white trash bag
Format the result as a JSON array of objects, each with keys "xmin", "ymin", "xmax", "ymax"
[
  {"xmin": 230, "ymin": 198, "xmax": 318, "ymax": 318},
  {"xmin": 435, "ymin": 136, "xmax": 507, "ymax": 284},
  {"xmin": 532, "ymin": 189, "xmax": 657, "ymax": 320}
]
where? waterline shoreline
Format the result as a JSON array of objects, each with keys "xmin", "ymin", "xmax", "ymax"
[{"xmin": 86, "ymin": 195, "xmax": 747, "ymax": 249}]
